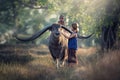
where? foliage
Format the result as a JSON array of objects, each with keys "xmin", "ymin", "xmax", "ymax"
[{"xmin": 0, "ymin": 0, "xmax": 120, "ymax": 45}]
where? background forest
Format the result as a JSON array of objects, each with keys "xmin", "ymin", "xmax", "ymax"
[{"xmin": 0, "ymin": 0, "xmax": 120, "ymax": 47}]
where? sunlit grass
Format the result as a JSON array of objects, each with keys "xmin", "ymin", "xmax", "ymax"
[
  {"xmin": 0, "ymin": 44, "xmax": 119, "ymax": 80},
  {"xmin": 0, "ymin": 44, "xmax": 82, "ymax": 80}
]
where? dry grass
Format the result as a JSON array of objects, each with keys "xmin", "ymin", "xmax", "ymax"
[
  {"xmin": 77, "ymin": 47, "xmax": 97, "ymax": 56},
  {"xmin": 0, "ymin": 44, "xmax": 81, "ymax": 80},
  {"xmin": 0, "ymin": 44, "xmax": 120, "ymax": 80},
  {"xmin": 83, "ymin": 50, "xmax": 120, "ymax": 80}
]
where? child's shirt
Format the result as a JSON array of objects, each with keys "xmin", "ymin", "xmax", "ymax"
[{"xmin": 68, "ymin": 33, "xmax": 78, "ymax": 50}]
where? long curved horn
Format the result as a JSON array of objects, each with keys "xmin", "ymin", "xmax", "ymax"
[
  {"xmin": 61, "ymin": 26, "xmax": 73, "ymax": 34},
  {"xmin": 61, "ymin": 26, "xmax": 93, "ymax": 39},
  {"xmin": 77, "ymin": 33, "xmax": 94, "ymax": 39},
  {"xmin": 14, "ymin": 26, "xmax": 51, "ymax": 41}
]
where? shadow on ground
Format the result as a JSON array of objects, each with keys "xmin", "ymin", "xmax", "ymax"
[{"xmin": 0, "ymin": 44, "xmax": 34, "ymax": 64}]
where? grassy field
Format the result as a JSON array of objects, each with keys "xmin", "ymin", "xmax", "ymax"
[{"xmin": 0, "ymin": 44, "xmax": 120, "ymax": 80}]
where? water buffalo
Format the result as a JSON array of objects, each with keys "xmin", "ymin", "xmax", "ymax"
[{"xmin": 15, "ymin": 23, "xmax": 92, "ymax": 68}]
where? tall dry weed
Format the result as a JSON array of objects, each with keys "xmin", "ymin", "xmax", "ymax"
[{"xmin": 84, "ymin": 50, "xmax": 120, "ymax": 80}]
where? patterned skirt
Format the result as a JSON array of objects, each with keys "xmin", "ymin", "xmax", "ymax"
[{"xmin": 68, "ymin": 49, "xmax": 78, "ymax": 64}]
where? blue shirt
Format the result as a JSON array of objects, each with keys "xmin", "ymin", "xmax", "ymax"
[{"xmin": 68, "ymin": 33, "xmax": 78, "ymax": 50}]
